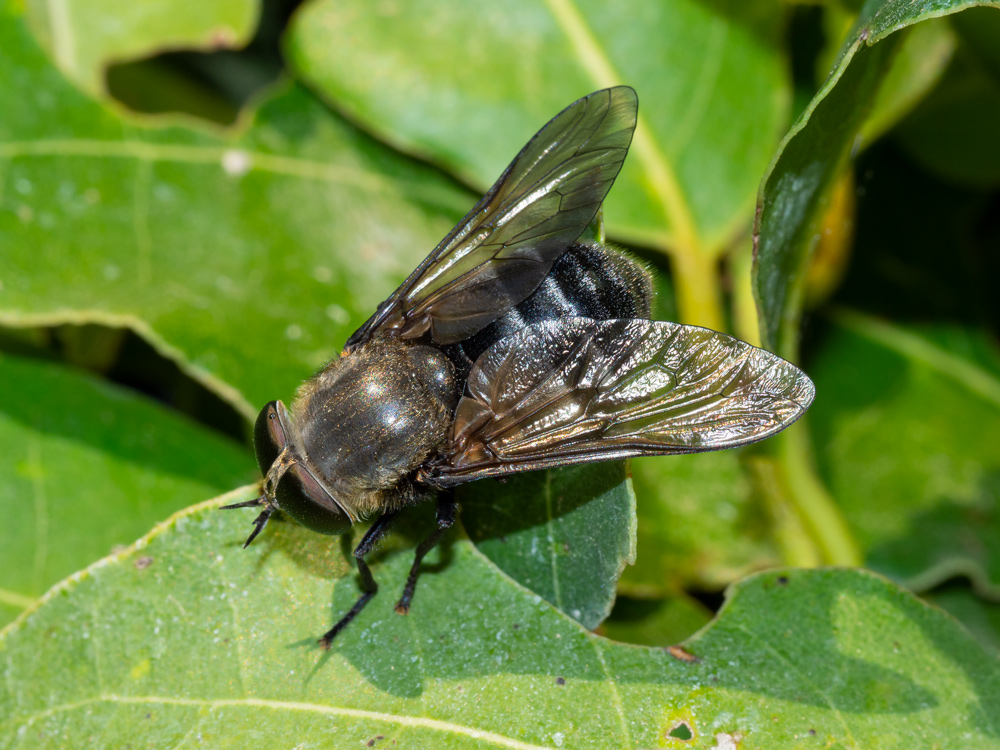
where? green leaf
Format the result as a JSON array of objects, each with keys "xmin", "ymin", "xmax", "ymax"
[
  {"xmin": 860, "ymin": 17, "xmax": 956, "ymax": 144},
  {"xmin": 287, "ymin": 0, "xmax": 791, "ymax": 328},
  {"xmin": 0, "ymin": 352, "xmax": 255, "ymax": 626},
  {"xmin": 23, "ymin": 0, "xmax": 257, "ymax": 95},
  {"xmin": 622, "ymin": 453, "xmax": 780, "ymax": 595},
  {"xmin": 0, "ymin": 2, "xmax": 474, "ymax": 416},
  {"xmin": 753, "ymin": 0, "xmax": 1000, "ymax": 359},
  {"xmin": 287, "ymin": 0, "xmax": 789, "ymax": 256},
  {"xmin": 895, "ymin": 44, "xmax": 1000, "ymax": 188},
  {"xmin": 460, "ymin": 463, "xmax": 635, "ymax": 630},
  {"xmin": 3, "ymin": 496, "xmax": 999, "ymax": 747},
  {"xmin": 927, "ymin": 586, "xmax": 1000, "ymax": 657},
  {"xmin": 809, "ymin": 311, "xmax": 1000, "ymax": 594},
  {"xmin": 600, "ymin": 593, "xmax": 713, "ymax": 648}
]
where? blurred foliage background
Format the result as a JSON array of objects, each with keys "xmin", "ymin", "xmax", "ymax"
[{"xmin": 2, "ymin": 0, "xmax": 1000, "ymax": 672}]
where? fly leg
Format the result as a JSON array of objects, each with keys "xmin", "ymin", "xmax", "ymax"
[
  {"xmin": 394, "ymin": 498, "xmax": 457, "ymax": 615},
  {"xmin": 319, "ymin": 510, "xmax": 398, "ymax": 649}
]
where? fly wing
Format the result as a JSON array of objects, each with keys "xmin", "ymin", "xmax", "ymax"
[
  {"xmin": 345, "ymin": 87, "xmax": 638, "ymax": 349},
  {"xmin": 429, "ymin": 318, "xmax": 816, "ymax": 485}
]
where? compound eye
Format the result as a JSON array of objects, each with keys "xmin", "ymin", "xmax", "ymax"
[
  {"xmin": 254, "ymin": 400, "xmax": 289, "ymax": 476},
  {"xmin": 274, "ymin": 462, "xmax": 353, "ymax": 536}
]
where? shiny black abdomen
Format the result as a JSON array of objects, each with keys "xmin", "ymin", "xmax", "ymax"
[{"xmin": 447, "ymin": 242, "xmax": 653, "ymax": 375}]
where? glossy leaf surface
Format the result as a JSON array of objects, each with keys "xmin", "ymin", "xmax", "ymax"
[
  {"xmin": 2, "ymin": 495, "xmax": 998, "ymax": 749},
  {"xmin": 460, "ymin": 462, "xmax": 635, "ymax": 630},
  {"xmin": 0, "ymin": 353, "xmax": 255, "ymax": 626},
  {"xmin": 287, "ymin": 0, "xmax": 790, "ymax": 259},
  {"xmin": 753, "ymin": 0, "xmax": 1000, "ymax": 358}
]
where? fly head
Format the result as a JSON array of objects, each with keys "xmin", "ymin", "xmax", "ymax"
[{"xmin": 221, "ymin": 401, "xmax": 355, "ymax": 546}]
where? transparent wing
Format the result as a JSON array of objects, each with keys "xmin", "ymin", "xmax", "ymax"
[
  {"xmin": 430, "ymin": 318, "xmax": 816, "ymax": 485},
  {"xmin": 346, "ymin": 87, "xmax": 638, "ymax": 349}
]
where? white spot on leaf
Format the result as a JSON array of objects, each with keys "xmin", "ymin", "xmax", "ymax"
[
  {"xmin": 712, "ymin": 732, "xmax": 742, "ymax": 750},
  {"xmin": 221, "ymin": 149, "xmax": 252, "ymax": 176}
]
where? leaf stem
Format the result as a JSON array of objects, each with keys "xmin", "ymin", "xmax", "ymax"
[
  {"xmin": 542, "ymin": 0, "xmax": 725, "ymax": 330},
  {"xmin": 729, "ymin": 245, "xmax": 762, "ymax": 348},
  {"xmin": 776, "ymin": 426, "xmax": 862, "ymax": 567},
  {"xmin": 670, "ymin": 248, "xmax": 725, "ymax": 330},
  {"xmin": 746, "ymin": 457, "xmax": 821, "ymax": 568}
]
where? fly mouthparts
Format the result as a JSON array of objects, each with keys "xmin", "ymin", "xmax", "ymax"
[
  {"xmin": 242, "ymin": 508, "xmax": 274, "ymax": 549},
  {"xmin": 218, "ymin": 494, "xmax": 274, "ymax": 548}
]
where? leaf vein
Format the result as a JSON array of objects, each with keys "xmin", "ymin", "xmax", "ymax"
[
  {"xmin": 543, "ymin": 471, "xmax": 562, "ymax": 611},
  {"xmin": 590, "ymin": 638, "xmax": 631, "ymax": 748},
  {"xmin": 540, "ymin": 0, "xmax": 700, "ymax": 256},
  {"xmin": 0, "ymin": 140, "xmax": 400, "ymax": 194},
  {"xmin": 732, "ymin": 621, "xmax": 859, "ymax": 747},
  {"xmin": 9, "ymin": 695, "xmax": 559, "ymax": 750}
]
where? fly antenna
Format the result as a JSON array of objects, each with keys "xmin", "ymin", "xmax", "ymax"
[
  {"xmin": 242, "ymin": 508, "xmax": 273, "ymax": 549},
  {"xmin": 220, "ymin": 495, "xmax": 265, "ymax": 510}
]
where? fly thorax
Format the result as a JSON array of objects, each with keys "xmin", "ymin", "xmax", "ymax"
[{"xmin": 292, "ymin": 339, "xmax": 458, "ymax": 506}]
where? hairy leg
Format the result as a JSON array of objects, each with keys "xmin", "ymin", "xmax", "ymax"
[
  {"xmin": 394, "ymin": 498, "xmax": 457, "ymax": 615},
  {"xmin": 319, "ymin": 510, "xmax": 399, "ymax": 649}
]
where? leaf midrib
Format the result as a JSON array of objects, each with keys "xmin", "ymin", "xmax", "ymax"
[
  {"xmin": 541, "ymin": 0, "xmax": 700, "ymax": 257},
  {"xmin": 7, "ymin": 694, "xmax": 558, "ymax": 750},
  {"xmin": 0, "ymin": 139, "xmax": 409, "ymax": 193}
]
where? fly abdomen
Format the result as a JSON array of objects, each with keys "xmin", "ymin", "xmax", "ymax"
[{"xmin": 454, "ymin": 242, "xmax": 653, "ymax": 369}]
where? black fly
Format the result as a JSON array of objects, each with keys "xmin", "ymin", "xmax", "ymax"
[{"xmin": 222, "ymin": 87, "xmax": 815, "ymax": 647}]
